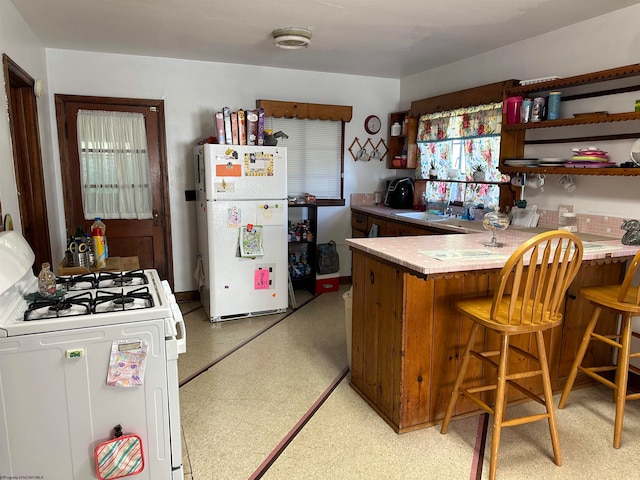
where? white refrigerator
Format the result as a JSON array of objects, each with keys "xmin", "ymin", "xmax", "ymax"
[{"xmin": 195, "ymin": 144, "xmax": 288, "ymax": 322}]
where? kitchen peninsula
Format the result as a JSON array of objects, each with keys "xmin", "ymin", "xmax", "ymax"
[{"xmin": 345, "ymin": 230, "xmax": 639, "ymax": 433}]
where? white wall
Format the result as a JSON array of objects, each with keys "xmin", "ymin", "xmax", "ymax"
[
  {"xmin": 45, "ymin": 50, "xmax": 400, "ymax": 292},
  {"xmin": 0, "ymin": 0, "xmax": 60, "ymax": 255},
  {"xmin": 400, "ymin": 4, "xmax": 640, "ymax": 219}
]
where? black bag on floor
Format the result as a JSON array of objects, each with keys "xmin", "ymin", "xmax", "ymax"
[{"xmin": 316, "ymin": 241, "xmax": 339, "ymax": 274}]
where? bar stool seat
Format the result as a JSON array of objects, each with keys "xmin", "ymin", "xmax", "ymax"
[
  {"xmin": 440, "ymin": 231, "xmax": 583, "ymax": 480},
  {"xmin": 558, "ymin": 249, "xmax": 640, "ymax": 449}
]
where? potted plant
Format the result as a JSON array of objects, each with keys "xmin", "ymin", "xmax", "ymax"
[
  {"xmin": 429, "ymin": 161, "xmax": 438, "ymax": 180},
  {"xmin": 472, "ymin": 164, "xmax": 486, "ymax": 182}
]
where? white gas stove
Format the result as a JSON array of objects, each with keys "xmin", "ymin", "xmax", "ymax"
[
  {"xmin": 3, "ymin": 266, "xmax": 180, "ymax": 337},
  {"xmin": 0, "ymin": 230, "xmax": 186, "ymax": 479}
]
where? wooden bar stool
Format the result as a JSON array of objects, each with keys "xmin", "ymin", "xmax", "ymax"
[
  {"xmin": 558, "ymin": 248, "xmax": 640, "ymax": 449},
  {"xmin": 440, "ymin": 231, "xmax": 583, "ymax": 480}
]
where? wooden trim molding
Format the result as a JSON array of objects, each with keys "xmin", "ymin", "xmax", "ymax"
[
  {"xmin": 409, "ymin": 79, "xmax": 520, "ymax": 117},
  {"xmin": 257, "ymin": 99, "xmax": 353, "ymax": 122}
]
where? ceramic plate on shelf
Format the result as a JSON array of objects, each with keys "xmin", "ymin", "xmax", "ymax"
[
  {"xmin": 504, "ymin": 158, "xmax": 538, "ymax": 166},
  {"xmin": 3, "ymin": 214, "xmax": 13, "ymax": 231},
  {"xmin": 539, "ymin": 157, "xmax": 567, "ymax": 163}
]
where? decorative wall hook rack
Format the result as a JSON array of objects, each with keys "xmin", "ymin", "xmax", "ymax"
[{"xmin": 349, "ymin": 137, "xmax": 388, "ymax": 161}]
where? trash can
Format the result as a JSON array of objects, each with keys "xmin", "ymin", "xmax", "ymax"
[{"xmin": 343, "ymin": 286, "xmax": 353, "ymax": 370}]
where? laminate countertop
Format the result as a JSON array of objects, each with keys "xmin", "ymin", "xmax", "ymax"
[{"xmin": 346, "ymin": 229, "xmax": 639, "ymax": 277}]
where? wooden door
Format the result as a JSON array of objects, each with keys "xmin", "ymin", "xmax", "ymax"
[
  {"xmin": 55, "ymin": 95, "xmax": 173, "ymax": 287},
  {"xmin": 3, "ymin": 54, "xmax": 52, "ymax": 273}
]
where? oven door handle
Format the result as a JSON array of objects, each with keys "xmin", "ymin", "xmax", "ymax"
[{"xmin": 171, "ymin": 303, "xmax": 187, "ymax": 355}]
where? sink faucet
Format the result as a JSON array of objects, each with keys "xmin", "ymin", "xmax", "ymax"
[{"xmin": 444, "ymin": 202, "xmax": 453, "ymax": 217}]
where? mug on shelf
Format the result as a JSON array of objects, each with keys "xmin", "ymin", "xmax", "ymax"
[
  {"xmin": 559, "ymin": 175, "xmax": 576, "ymax": 192},
  {"xmin": 510, "ymin": 174, "xmax": 524, "ymax": 186},
  {"xmin": 525, "ymin": 174, "xmax": 545, "ymax": 189}
]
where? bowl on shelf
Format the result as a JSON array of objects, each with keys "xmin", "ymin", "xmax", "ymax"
[{"xmin": 447, "ymin": 168, "xmax": 460, "ymax": 179}]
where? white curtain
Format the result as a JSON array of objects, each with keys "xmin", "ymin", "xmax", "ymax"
[{"xmin": 77, "ymin": 110, "xmax": 152, "ymax": 220}]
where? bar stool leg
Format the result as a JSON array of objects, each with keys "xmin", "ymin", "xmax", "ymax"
[
  {"xmin": 536, "ymin": 331, "xmax": 562, "ymax": 466},
  {"xmin": 488, "ymin": 334, "xmax": 510, "ymax": 480},
  {"xmin": 558, "ymin": 306, "xmax": 602, "ymax": 409},
  {"xmin": 613, "ymin": 314, "xmax": 632, "ymax": 449},
  {"xmin": 441, "ymin": 322, "xmax": 481, "ymax": 435}
]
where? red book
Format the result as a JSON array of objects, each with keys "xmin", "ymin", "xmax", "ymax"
[{"xmin": 231, "ymin": 111, "xmax": 239, "ymax": 145}]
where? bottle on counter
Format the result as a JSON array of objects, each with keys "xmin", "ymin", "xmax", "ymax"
[
  {"xmin": 91, "ymin": 217, "xmax": 108, "ymax": 259},
  {"xmin": 38, "ymin": 262, "xmax": 57, "ymax": 297},
  {"xmin": 91, "ymin": 217, "xmax": 108, "ymax": 266}
]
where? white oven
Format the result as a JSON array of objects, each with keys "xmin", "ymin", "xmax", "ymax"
[{"xmin": 0, "ymin": 231, "xmax": 186, "ymax": 479}]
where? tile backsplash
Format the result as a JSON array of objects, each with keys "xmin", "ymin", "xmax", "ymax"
[{"xmin": 537, "ymin": 208, "xmax": 629, "ymax": 239}]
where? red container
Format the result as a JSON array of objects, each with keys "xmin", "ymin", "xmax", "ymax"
[
  {"xmin": 316, "ymin": 274, "xmax": 339, "ymax": 293},
  {"xmin": 504, "ymin": 96, "xmax": 523, "ymax": 124}
]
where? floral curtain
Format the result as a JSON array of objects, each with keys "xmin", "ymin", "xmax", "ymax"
[
  {"xmin": 416, "ymin": 102, "xmax": 508, "ymax": 209},
  {"xmin": 77, "ymin": 110, "xmax": 153, "ymax": 220}
]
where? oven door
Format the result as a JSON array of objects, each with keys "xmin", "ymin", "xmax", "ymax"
[{"xmin": 0, "ymin": 319, "xmax": 175, "ymax": 478}]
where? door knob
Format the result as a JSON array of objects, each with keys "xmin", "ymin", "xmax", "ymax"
[{"xmin": 153, "ymin": 210, "xmax": 159, "ymax": 226}]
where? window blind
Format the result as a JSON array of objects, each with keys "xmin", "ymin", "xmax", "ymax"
[{"xmin": 265, "ymin": 117, "xmax": 341, "ymax": 199}]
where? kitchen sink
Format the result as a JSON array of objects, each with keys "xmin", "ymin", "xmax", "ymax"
[
  {"xmin": 438, "ymin": 218, "xmax": 487, "ymax": 232},
  {"xmin": 394, "ymin": 211, "xmax": 448, "ymax": 222}
]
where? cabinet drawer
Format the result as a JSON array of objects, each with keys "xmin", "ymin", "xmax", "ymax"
[{"xmin": 351, "ymin": 212, "xmax": 368, "ymax": 233}]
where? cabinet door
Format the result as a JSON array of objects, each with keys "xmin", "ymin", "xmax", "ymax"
[
  {"xmin": 350, "ymin": 250, "xmax": 401, "ymax": 424},
  {"xmin": 555, "ymin": 261, "xmax": 625, "ymax": 387},
  {"xmin": 367, "ymin": 216, "xmax": 387, "ymax": 237}
]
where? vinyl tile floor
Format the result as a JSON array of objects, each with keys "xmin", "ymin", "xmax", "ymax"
[{"xmin": 177, "ymin": 287, "xmax": 640, "ymax": 479}]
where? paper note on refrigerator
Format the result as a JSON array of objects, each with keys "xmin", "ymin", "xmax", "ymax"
[
  {"xmin": 244, "ymin": 152, "xmax": 274, "ymax": 176},
  {"xmin": 254, "ymin": 268, "xmax": 271, "ymax": 289},
  {"xmin": 239, "ymin": 225, "xmax": 264, "ymax": 257}
]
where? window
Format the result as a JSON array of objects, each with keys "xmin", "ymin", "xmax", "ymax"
[
  {"xmin": 264, "ymin": 117, "xmax": 341, "ymax": 199},
  {"xmin": 257, "ymin": 100, "xmax": 352, "ymax": 205},
  {"xmin": 416, "ymin": 102, "xmax": 508, "ymax": 210},
  {"xmin": 77, "ymin": 110, "xmax": 152, "ymax": 219}
]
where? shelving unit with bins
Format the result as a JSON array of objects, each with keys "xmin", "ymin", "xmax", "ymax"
[
  {"xmin": 500, "ymin": 62, "xmax": 640, "ymax": 178},
  {"xmin": 288, "ymin": 204, "xmax": 317, "ymax": 295},
  {"xmin": 388, "ymin": 111, "xmax": 418, "ymax": 169}
]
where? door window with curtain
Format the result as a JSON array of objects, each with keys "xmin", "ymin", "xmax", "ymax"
[
  {"xmin": 416, "ymin": 102, "xmax": 508, "ymax": 210},
  {"xmin": 77, "ymin": 110, "xmax": 153, "ymax": 220}
]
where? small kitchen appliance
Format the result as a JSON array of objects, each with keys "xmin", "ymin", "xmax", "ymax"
[
  {"xmin": 385, "ymin": 177, "xmax": 415, "ymax": 209},
  {"xmin": 0, "ymin": 230, "xmax": 186, "ymax": 479}
]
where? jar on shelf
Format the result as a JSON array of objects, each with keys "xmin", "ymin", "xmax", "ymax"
[{"xmin": 391, "ymin": 122, "xmax": 402, "ymax": 136}]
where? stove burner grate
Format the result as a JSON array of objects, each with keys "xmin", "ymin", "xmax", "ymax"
[
  {"xmin": 56, "ymin": 273, "xmax": 98, "ymax": 291},
  {"xmin": 24, "ymin": 292, "xmax": 93, "ymax": 321},
  {"xmin": 96, "ymin": 270, "xmax": 148, "ymax": 288},
  {"xmin": 94, "ymin": 286, "xmax": 154, "ymax": 313}
]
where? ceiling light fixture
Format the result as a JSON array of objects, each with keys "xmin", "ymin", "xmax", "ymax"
[{"xmin": 272, "ymin": 27, "xmax": 312, "ymax": 50}]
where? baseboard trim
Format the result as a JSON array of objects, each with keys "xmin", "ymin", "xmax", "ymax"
[{"xmin": 175, "ymin": 290, "xmax": 199, "ymax": 303}]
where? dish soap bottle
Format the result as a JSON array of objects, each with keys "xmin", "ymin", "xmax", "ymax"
[{"xmin": 38, "ymin": 262, "xmax": 57, "ymax": 297}]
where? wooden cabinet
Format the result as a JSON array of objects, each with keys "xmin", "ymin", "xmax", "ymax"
[
  {"xmin": 350, "ymin": 249, "xmax": 628, "ymax": 433},
  {"xmin": 500, "ymin": 62, "xmax": 640, "ymax": 177},
  {"xmin": 288, "ymin": 204, "xmax": 317, "ymax": 294},
  {"xmin": 388, "ymin": 111, "xmax": 418, "ymax": 170}
]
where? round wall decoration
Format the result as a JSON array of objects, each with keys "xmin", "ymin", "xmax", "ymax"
[{"xmin": 364, "ymin": 115, "xmax": 381, "ymax": 135}]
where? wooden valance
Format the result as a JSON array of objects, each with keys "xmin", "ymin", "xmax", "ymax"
[
  {"xmin": 409, "ymin": 79, "xmax": 519, "ymax": 117},
  {"xmin": 256, "ymin": 99, "xmax": 353, "ymax": 122}
]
